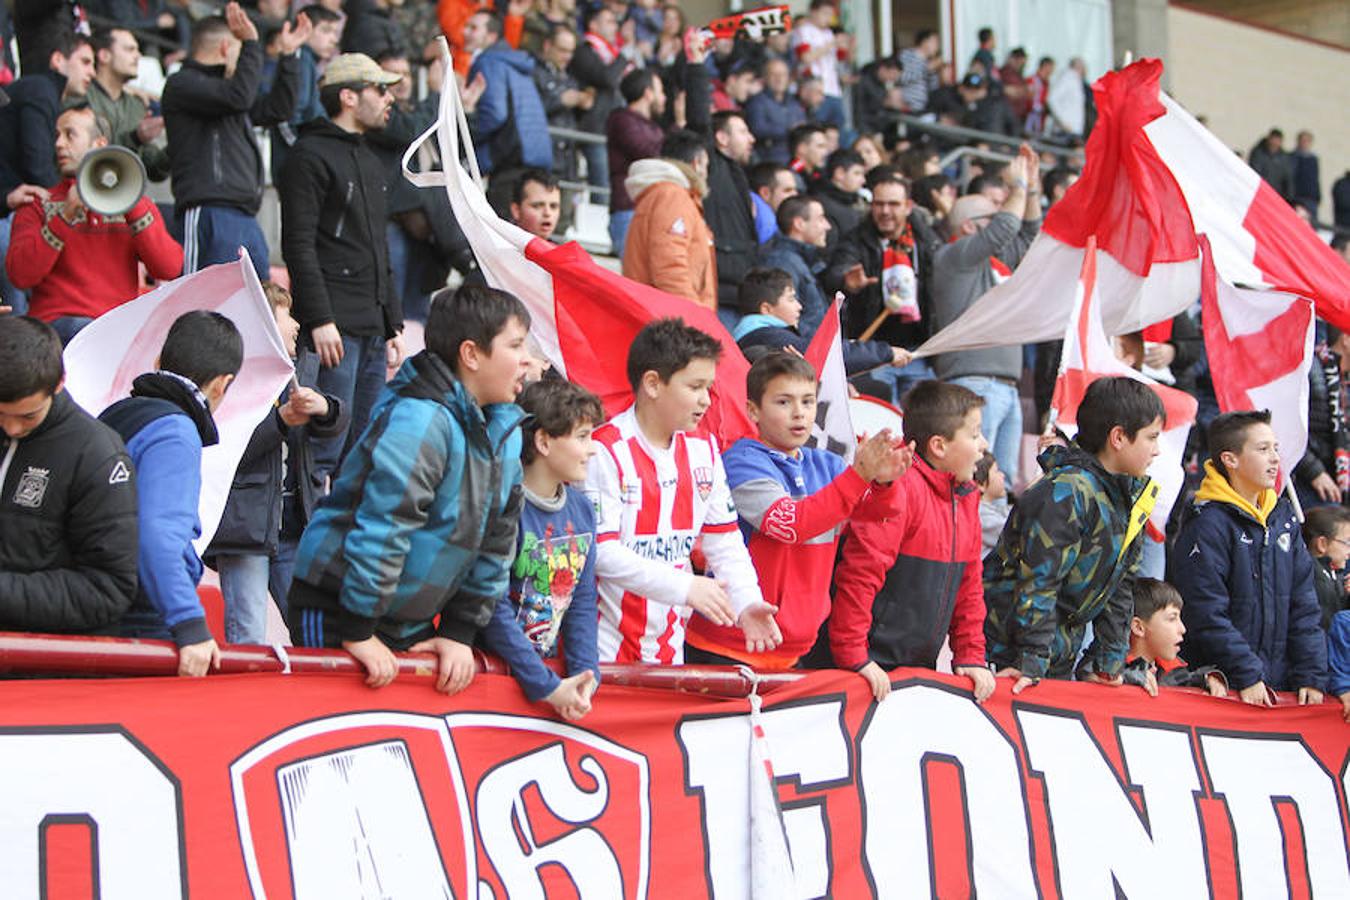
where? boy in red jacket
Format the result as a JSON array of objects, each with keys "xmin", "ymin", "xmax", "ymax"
[
  {"xmin": 685, "ymin": 351, "xmax": 912, "ymax": 667},
  {"xmin": 828, "ymin": 380, "xmax": 996, "ymax": 702}
]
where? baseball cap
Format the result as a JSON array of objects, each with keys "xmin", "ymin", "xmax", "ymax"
[{"xmin": 319, "ymin": 53, "xmax": 404, "ymax": 89}]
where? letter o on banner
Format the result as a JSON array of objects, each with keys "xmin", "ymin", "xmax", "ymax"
[
  {"xmin": 0, "ymin": 729, "xmax": 184, "ymax": 898},
  {"xmin": 857, "ymin": 683, "xmax": 1037, "ymax": 898}
]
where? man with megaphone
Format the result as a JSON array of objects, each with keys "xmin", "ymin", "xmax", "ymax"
[{"xmin": 3, "ymin": 104, "xmax": 183, "ymax": 344}]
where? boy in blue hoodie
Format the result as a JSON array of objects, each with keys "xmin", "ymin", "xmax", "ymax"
[
  {"xmin": 288, "ymin": 285, "xmax": 531, "ymax": 693},
  {"xmin": 481, "ymin": 378, "xmax": 603, "ymax": 719},
  {"xmin": 1172, "ymin": 410, "xmax": 1327, "ymax": 707},
  {"xmin": 100, "ymin": 311, "xmax": 244, "ymax": 677}
]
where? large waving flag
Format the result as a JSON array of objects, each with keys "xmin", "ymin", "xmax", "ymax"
[
  {"xmin": 917, "ymin": 58, "xmax": 1350, "ymax": 358},
  {"xmin": 1198, "ymin": 235, "xmax": 1314, "ymax": 490},
  {"xmin": 402, "ymin": 39, "xmax": 753, "ymax": 446},
  {"xmin": 63, "ymin": 256, "xmax": 295, "ymax": 552},
  {"xmin": 1051, "ymin": 238, "xmax": 1197, "ymax": 541}
]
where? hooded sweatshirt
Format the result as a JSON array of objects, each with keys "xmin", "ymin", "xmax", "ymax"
[
  {"xmin": 621, "ymin": 158, "xmax": 717, "ymax": 308},
  {"xmin": 1171, "ymin": 461, "xmax": 1327, "ymax": 692}
]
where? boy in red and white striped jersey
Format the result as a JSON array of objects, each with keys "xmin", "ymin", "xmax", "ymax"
[{"xmin": 585, "ymin": 319, "xmax": 781, "ymax": 664}]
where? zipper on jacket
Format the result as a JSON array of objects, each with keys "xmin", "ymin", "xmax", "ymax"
[
  {"xmin": 334, "ymin": 181, "xmax": 354, "ymax": 239},
  {"xmin": 212, "ymin": 132, "xmax": 223, "ymax": 184}
]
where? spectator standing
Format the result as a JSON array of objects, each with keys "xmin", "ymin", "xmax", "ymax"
[
  {"xmin": 341, "ymin": 0, "xmax": 408, "ymax": 59},
  {"xmin": 606, "ymin": 68, "xmax": 666, "ymax": 258},
  {"xmin": 465, "ymin": 11, "xmax": 553, "ymax": 213},
  {"xmin": 267, "ymin": 5, "xmax": 343, "ymax": 182},
  {"xmin": 711, "ymin": 58, "xmax": 758, "ymax": 113},
  {"xmin": 929, "ymin": 145, "xmax": 1041, "ymax": 481},
  {"xmin": 1024, "ymin": 56, "xmax": 1054, "ymax": 135},
  {"xmin": 953, "ymin": 72, "xmax": 1017, "ymax": 136},
  {"xmin": 743, "ymin": 58, "xmax": 804, "ymax": 165},
  {"xmin": 86, "ymin": 28, "xmax": 170, "ymax": 183},
  {"xmin": 621, "ymin": 130, "xmax": 715, "ymax": 308},
  {"xmin": 1334, "ymin": 171, "xmax": 1350, "ymax": 230},
  {"xmin": 521, "ymin": 0, "xmax": 577, "ymax": 56},
  {"xmin": 898, "ymin": 29, "xmax": 940, "ymax": 113},
  {"xmin": 854, "ymin": 54, "xmax": 903, "ymax": 137},
  {"xmin": 1292, "ymin": 131, "xmax": 1320, "ymax": 219},
  {"xmin": 99, "ymin": 312, "xmax": 243, "ymax": 677},
  {"xmin": 747, "ymin": 161, "xmax": 798, "ymax": 243},
  {"xmin": 787, "ymin": 122, "xmax": 829, "ymax": 190},
  {"xmin": 824, "ymin": 171, "xmax": 939, "ymax": 402},
  {"xmin": 688, "ymin": 88, "xmax": 760, "ymax": 321},
  {"xmin": 532, "ymin": 24, "xmax": 591, "ymax": 182},
  {"xmin": 0, "ymin": 31, "xmax": 93, "ymax": 314},
  {"xmin": 0, "ymin": 316, "xmax": 138, "ymax": 635},
  {"xmin": 569, "ymin": 6, "xmax": 628, "ymax": 190},
  {"xmin": 1248, "ymin": 129, "xmax": 1295, "ymax": 204},
  {"xmin": 811, "ymin": 148, "xmax": 867, "ymax": 250},
  {"xmin": 281, "ymin": 53, "xmax": 405, "ymax": 485},
  {"xmin": 6, "ymin": 105, "xmax": 182, "ymax": 344},
  {"xmin": 791, "ymin": 1, "xmax": 845, "ymax": 115},
  {"xmin": 759, "ymin": 195, "xmax": 831, "ymax": 338},
  {"xmin": 163, "ymin": 4, "xmax": 307, "ymax": 279},
  {"xmin": 970, "ymin": 27, "xmax": 995, "ymax": 76},
  {"xmin": 998, "ymin": 48, "xmax": 1029, "ymax": 118}
]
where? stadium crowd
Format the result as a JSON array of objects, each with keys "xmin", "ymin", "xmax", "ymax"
[{"xmin": 2, "ymin": 1, "xmax": 1350, "ymax": 721}]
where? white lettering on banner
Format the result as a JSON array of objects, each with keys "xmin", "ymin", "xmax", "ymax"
[
  {"xmin": 678, "ymin": 698, "xmax": 850, "ymax": 899},
  {"xmin": 276, "ymin": 740, "xmax": 453, "ymax": 897},
  {"xmin": 1017, "ymin": 711, "xmax": 1208, "ymax": 897},
  {"xmin": 1200, "ymin": 732, "xmax": 1350, "ymax": 897},
  {"xmin": 475, "ymin": 744, "xmax": 622, "ymax": 900},
  {"xmin": 626, "ymin": 534, "xmax": 697, "ymax": 564},
  {"xmin": 857, "ymin": 683, "xmax": 1037, "ymax": 899},
  {"xmin": 0, "ymin": 729, "xmax": 184, "ymax": 899}
]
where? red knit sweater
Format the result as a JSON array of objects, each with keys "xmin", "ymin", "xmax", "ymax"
[{"xmin": 6, "ymin": 180, "xmax": 183, "ymax": 322}]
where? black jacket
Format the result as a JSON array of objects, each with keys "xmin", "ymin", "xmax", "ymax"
[
  {"xmin": 824, "ymin": 214, "xmax": 941, "ymax": 349},
  {"xmin": 206, "ymin": 390, "xmax": 344, "ymax": 558},
  {"xmin": 810, "ymin": 181, "xmax": 866, "ymax": 251},
  {"xmin": 1294, "ymin": 344, "xmax": 1349, "ymax": 489},
  {"xmin": 162, "ymin": 41, "xmax": 300, "ymax": 214},
  {"xmin": 341, "ymin": 2, "xmax": 408, "ymax": 59},
  {"xmin": 0, "ymin": 69, "xmax": 63, "ymax": 200},
  {"xmin": 567, "ymin": 41, "xmax": 625, "ymax": 134},
  {"xmin": 686, "ymin": 62, "xmax": 758, "ymax": 309},
  {"xmin": 0, "ymin": 391, "xmax": 138, "ymax": 632},
  {"xmin": 281, "ymin": 118, "xmax": 402, "ymax": 339}
]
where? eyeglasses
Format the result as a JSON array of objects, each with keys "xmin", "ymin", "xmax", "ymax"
[
  {"xmin": 1332, "ymin": 537, "xmax": 1350, "ymax": 549},
  {"xmin": 351, "ymin": 82, "xmax": 390, "ymax": 96}
]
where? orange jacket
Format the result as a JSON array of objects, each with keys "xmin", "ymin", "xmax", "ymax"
[{"xmin": 621, "ymin": 159, "xmax": 718, "ymax": 309}]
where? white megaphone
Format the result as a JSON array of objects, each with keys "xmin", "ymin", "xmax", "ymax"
[{"xmin": 76, "ymin": 145, "xmax": 146, "ymax": 217}]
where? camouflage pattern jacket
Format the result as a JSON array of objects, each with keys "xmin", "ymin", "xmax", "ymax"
[{"xmin": 983, "ymin": 444, "xmax": 1155, "ymax": 680}]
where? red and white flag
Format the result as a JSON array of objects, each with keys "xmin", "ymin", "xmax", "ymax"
[
  {"xmin": 917, "ymin": 58, "xmax": 1350, "ymax": 358},
  {"xmin": 803, "ymin": 296, "xmax": 856, "ymax": 462},
  {"xmin": 1198, "ymin": 235, "xmax": 1314, "ymax": 489},
  {"xmin": 1050, "ymin": 238, "xmax": 1197, "ymax": 541},
  {"xmin": 404, "ymin": 41, "xmax": 752, "ymax": 446},
  {"xmin": 63, "ymin": 256, "xmax": 295, "ymax": 552}
]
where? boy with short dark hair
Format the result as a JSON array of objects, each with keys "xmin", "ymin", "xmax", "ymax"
[
  {"xmin": 1301, "ymin": 504, "xmax": 1350, "ymax": 630},
  {"xmin": 586, "ymin": 318, "xmax": 781, "ymax": 664},
  {"xmin": 1122, "ymin": 578, "xmax": 1227, "ymax": 697},
  {"xmin": 732, "ymin": 267, "xmax": 900, "ymax": 375},
  {"xmin": 0, "ymin": 316, "xmax": 138, "ymax": 633},
  {"xmin": 974, "ymin": 450, "xmax": 1009, "ymax": 556},
  {"xmin": 288, "ymin": 285, "xmax": 531, "ymax": 693},
  {"xmin": 984, "ymin": 376, "xmax": 1166, "ymax": 693},
  {"xmin": 828, "ymin": 380, "xmax": 994, "ymax": 701},
  {"xmin": 100, "ymin": 311, "xmax": 244, "ymax": 676},
  {"xmin": 481, "ymin": 378, "xmax": 603, "ymax": 719},
  {"xmin": 685, "ymin": 352, "xmax": 911, "ymax": 667},
  {"xmin": 1173, "ymin": 410, "xmax": 1327, "ymax": 707}
]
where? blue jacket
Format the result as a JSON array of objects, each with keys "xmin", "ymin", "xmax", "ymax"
[
  {"xmin": 1328, "ymin": 610, "xmax": 1350, "ymax": 696},
  {"xmin": 759, "ymin": 233, "xmax": 829, "ymax": 340},
  {"xmin": 733, "ymin": 313, "xmax": 893, "ymax": 376},
  {"xmin": 743, "ymin": 90, "xmax": 805, "ymax": 165},
  {"xmin": 99, "ymin": 372, "xmax": 219, "ymax": 647},
  {"xmin": 470, "ymin": 42, "xmax": 553, "ymax": 174},
  {"xmin": 481, "ymin": 485, "xmax": 600, "ymax": 701},
  {"xmin": 1172, "ymin": 468, "xmax": 1328, "ymax": 692},
  {"xmin": 290, "ymin": 351, "xmax": 525, "ymax": 646}
]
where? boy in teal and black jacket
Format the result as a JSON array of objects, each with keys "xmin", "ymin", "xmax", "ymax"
[{"xmin": 289, "ymin": 285, "xmax": 532, "ymax": 694}]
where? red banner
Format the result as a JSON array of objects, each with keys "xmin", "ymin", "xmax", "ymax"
[{"xmin": 6, "ymin": 668, "xmax": 1350, "ymax": 898}]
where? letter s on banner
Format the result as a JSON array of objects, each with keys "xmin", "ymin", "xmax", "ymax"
[{"xmin": 0, "ymin": 729, "xmax": 185, "ymax": 898}]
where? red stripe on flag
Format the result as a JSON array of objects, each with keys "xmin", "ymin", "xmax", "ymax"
[
  {"xmin": 672, "ymin": 435, "xmax": 693, "ymax": 530},
  {"xmin": 628, "ymin": 438, "xmax": 662, "ymax": 535},
  {"xmin": 615, "ymin": 591, "xmax": 649, "ymax": 663}
]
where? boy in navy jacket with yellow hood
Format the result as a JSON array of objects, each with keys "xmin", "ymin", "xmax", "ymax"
[{"xmin": 1172, "ymin": 410, "xmax": 1327, "ymax": 707}]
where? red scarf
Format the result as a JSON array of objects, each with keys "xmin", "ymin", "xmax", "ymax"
[{"xmin": 585, "ymin": 31, "xmax": 621, "ymax": 64}]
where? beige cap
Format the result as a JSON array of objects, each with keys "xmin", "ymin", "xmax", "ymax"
[{"xmin": 319, "ymin": 53, "xmax": 404, "ymax": 89}]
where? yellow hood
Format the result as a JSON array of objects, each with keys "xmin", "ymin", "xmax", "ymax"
[{"xmin": 1195, "ymin": 460, "xmax": 1277, "ymax": 526}]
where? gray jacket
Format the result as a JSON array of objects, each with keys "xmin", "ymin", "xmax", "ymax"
[{"xmin": 930, "ymin": 211, "xmax": 1039, "ymax": 382}]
